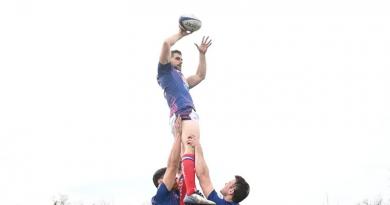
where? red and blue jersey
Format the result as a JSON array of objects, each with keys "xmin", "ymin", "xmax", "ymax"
[
  {"xmin": 152, "ymin": 183, "xmax": 180, "ymax": 205},
  {"xmin": 157, "ymin": 63, "xmax": 195, "ymax": 117}
]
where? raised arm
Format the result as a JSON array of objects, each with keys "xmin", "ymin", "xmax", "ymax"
[
  {"xmin": 188, "ymin": 136, "xmax": 215, "ymax": 198},
  {"xmin": 162, "ymin": 117, "xmax": 182, "ymax": 191},
  {"xmin": 159, "ymin": 27, "xmax": 191, "ymax": 65},
  {"xmin": 186, "ymin": 36, "xmax": 212, "ymax": 89}
]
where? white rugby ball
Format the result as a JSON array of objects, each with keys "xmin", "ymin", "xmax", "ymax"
[{"xmin": 179, "ymin": 14, "xmax": 202, "ymax": 32}]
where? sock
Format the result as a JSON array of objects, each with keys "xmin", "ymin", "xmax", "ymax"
[
  {"xmin": 182, "ymin": 153, "xmax": 196, "ymax": 195},
  {"xmin": 179, "ymin": 175, "xmax": 186, "ymax": 205}
]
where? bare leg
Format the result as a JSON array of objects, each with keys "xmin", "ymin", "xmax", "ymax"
[{"xmin": 181, "ymin": 119, "xmax": 200, "ymax": 195}]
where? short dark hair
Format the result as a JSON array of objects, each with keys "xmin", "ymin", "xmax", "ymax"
[
  {"xmin": 152, "ymin": 167, "xmax": 166, "ymax": 188},
  {"xmin": 232, "ymin": 175, "xmax": 250, "ymax": 203},
  {"xmin": 171, "ymin": 50, "xmax": 182, "ymax": 56}
]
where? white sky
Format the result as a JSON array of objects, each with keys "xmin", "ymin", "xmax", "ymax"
[{"xmin": 1, "ymin": 0, "xmax": 390, "ymax": 205}]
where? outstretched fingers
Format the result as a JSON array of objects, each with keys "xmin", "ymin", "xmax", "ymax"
[
  {"xmin": 194, "ymin": 43, "xmax": 200, "ymax": 50},
  {"xmin": 194, "ymin": 36, "xmax": 213, "ymax": 54},
  {"xmin": 203, "ymin": 36, "xmax": 212, "ymax": 47},
  {"xmin": 206, "ymin": 40, "xmax": 212, "ymax": 48},
  {"xmin": 202, "ymin": 36, "xmax": 208, "ymax": 44}
]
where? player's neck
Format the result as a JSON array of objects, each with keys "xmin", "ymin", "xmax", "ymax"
[{"xmin": 224, "ymin": 195, "xmax": 234, "ymax": 203}]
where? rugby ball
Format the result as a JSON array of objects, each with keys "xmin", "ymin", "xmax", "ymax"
[{"xmin": 179, "ymin": 14, "xmax": 202, "ymax": 32}]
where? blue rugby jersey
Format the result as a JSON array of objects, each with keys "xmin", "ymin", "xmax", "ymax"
[
  {"xmin": 152, "ymin": 183, "xmax": 180, "ymax": 205},
  {"xmin": 157, "ymin": 63, "xmax": 195, "ymax": 116},
  {"xmin": 208, "ymin": 190, "xmax": 239, "ymax": 205}
]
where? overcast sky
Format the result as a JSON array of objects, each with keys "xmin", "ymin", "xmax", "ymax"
[{"xmin": 1, "ymin": 0, "xmax": 390, "ymax": 205}]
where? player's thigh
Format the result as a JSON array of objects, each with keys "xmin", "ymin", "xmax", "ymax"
[{"xmin": 181, "ymin": 119, "xmax": 200, "ymax": 141}]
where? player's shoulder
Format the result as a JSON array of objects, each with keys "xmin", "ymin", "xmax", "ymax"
[
  {"xmin": 207, "ymin": 189, "xmax": 219, "ymax": 198},
  {"xmin": 157, "ymin": 182, "xmax": 169, "ymax": 192},
  {"xmin": 158, "ymin": 62, "xmax": 174, "ymax": 75},
  {"xmin": 208, "ymin": 190, "xmax": 238, "ymax": 205},
  {"xmin": 154, "ymin": 183, "xmax": 169, "ymax": 198},
  {"xmin": 158, "ymin": 62, "xmax": 172, "ymax": 68}
]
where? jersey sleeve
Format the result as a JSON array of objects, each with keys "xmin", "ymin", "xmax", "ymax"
[
  {"xmin": 153, "ymin": 183, "xmax": 170, "ymax": 202},
  {"xmin": 158, "ymin": 62, "xmax": 172, "ymax": 75},
  {"xmin": 207, "ymin": 189, "xmax": 227, "ymax": 205}
]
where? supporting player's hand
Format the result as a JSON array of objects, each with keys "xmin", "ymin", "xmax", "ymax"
[
  {"xmin": 195, "ymin": 36, "xmax": 212, "ymax": 54},
  {"xmin": 186, "ymin": 135, "xmax": 199, "ymax": 147}
]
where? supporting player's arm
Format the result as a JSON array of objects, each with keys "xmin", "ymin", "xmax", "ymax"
[
  {"xmin": 159, "ymin": 27, "xmax": 191, "ymax": 65},
  {"xmin": 189, "ymin": 136, "xmax": 214, "ymax": 198},
  {"xmin": 187, "ymin": 36, "xmax": 212, "ymax": 89},
  {"xmin": 162, "ymin": 117, "xmax": 182, "ymax": 191}
]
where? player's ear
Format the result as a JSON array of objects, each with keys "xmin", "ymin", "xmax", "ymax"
[{"xmin": 228, "ymin": 188, "xmax": 234, "ymax": 195}]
